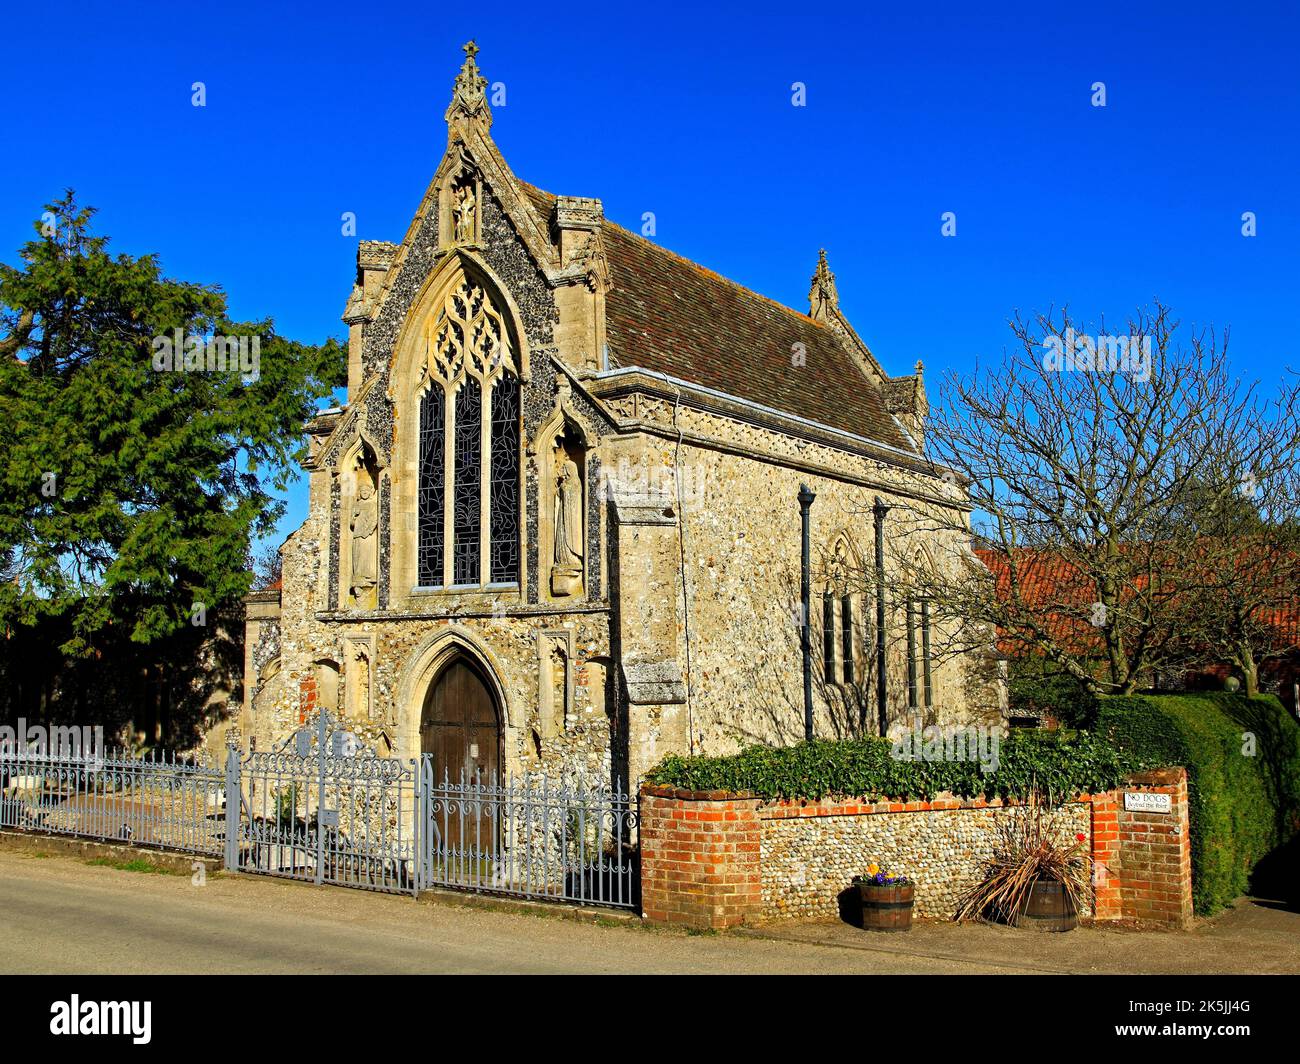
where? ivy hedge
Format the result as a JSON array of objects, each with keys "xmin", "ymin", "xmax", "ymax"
[
  {"xmin": 646, "ymin": 729, "xmax": 1137, "ymax": 805},
  {"xmin": 1094, "ymin": 693, "xmax": 1300, "ymax": 915}
]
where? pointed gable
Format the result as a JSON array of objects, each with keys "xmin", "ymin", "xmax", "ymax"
[{"xmin": 360, "ymin": 45, "xmax": 922, "ymax": 458}]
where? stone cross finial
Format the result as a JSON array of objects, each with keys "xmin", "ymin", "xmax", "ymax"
[
  {"xmin": 809, "ymin": 248, "xmax": 839, "ymax": 320},
  {"xmin": 446, "ymin": 39, "xmax": 492, "ymax": 132}
]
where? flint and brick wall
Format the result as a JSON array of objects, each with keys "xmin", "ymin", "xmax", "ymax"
[
  {"xmin": 760, "ymin": 795, "xmax": 1091, "ymax": 921},
  {"xmin": 640, "ymin": 769, "xmax": 1193, "ymax": 930}
]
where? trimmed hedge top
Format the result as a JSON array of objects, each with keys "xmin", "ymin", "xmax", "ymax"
[
  {"xmin": 645, "ymin": 729, "xmax": 1139, "ymax": 804},
  {"xmin": 1095, "ymin": 692, "xmax": 1300, "ymax": 915}
]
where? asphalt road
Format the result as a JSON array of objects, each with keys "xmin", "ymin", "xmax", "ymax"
[{"xmin": 1, "ymin": 850, "xmax": 1296, "ymax": 974}]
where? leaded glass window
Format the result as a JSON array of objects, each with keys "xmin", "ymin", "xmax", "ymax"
[
  {"xmin": 902, "ymin": 595, "xmax": 935, "ymax": 709},
  {"xmin": 822, "ymin": 592, "xmax": 835, "ymax": 683},
  {"xmin": 921, "ymin": 599, "xmax": 933, "ymax": 708},
  {"xmin": 489, "ymin": 373, "xmax": 520, "ymax": 583},
  {"xmin": 415, "ymin": 271, "xmax": 520, "ymax": 589},
  {"xmin": 906, "ymin": 597, "xmax": 919, "ymax": 709},
  {"xmin": 841, "ymin": 594, "xmax": 854, "ymax": 685},
  {"xmin": 418, "ymin": 386, "xmax": 445, "ymax": 586},
  {"xmin": 452, "ymin": 376, "xmax": 482, "ymax": 585}
]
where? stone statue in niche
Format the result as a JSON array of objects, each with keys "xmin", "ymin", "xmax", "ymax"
[
  {"xmin": 349, "ymin": 479, "xmax": 378, "ymax": 606},
  {"xmin": 551, "ymin": 435, "xmax": 583, "ymax": 596},
  {"xmin": 454, "ymin": 181, "xmax": 476, "ymax": 243}
]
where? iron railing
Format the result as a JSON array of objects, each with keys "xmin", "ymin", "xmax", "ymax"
[
  {"xmin": 0, "ymin": 745, "xmax": 225, "ymax": 856},
  {"xmin": 421, "ymin": 767, "xmax": 639, "ymax": 909},
  {"xmin": 235, "ymin": 748, "xmax": 419, "ymax": 894},
  {"xmin": 0, "ymin": 730, "xmax": 639, "ymax": 910}
]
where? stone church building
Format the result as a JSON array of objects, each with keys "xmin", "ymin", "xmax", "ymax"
[{"xmin": 241, "ymin": 44, "xmax": 998, "ymax": 788}]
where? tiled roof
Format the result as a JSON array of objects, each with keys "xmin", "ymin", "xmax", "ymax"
[
  {"xmin": 519, "ymin": 183, "xmax": 913, "ymax": 451},
  {"xmin": 975, "ymin": 547, "xmax": 1300, "ymax": 655},
  {"xmin": 975, "ymin": 549, "xmax": 1103, "ymax": 655}
]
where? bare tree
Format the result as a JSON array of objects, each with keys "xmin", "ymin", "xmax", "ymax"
[
  {"xmin": 1177, "ymin": 452, "xmax": 1300, "ymax": 696},
  {"xmin": 896, "ymin": 301, "xmax": 1300, "ymax": 696},
  {"xmin": 248, "ymin": 541, "xmax": 283, "ymax": 591}
]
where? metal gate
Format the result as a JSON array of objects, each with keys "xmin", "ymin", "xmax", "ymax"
[
  {"xmin": 226, "ymin": 712, "xmax": 639, "ymax": 909},
  {"xmin": 230, "ymin": 714, "xmax": 419, "ymax": 894},
  {"xmin": 419, "ymin": 764, "xmax": 639, "ymax": 909}
]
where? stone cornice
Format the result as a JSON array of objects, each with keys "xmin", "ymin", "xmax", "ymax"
[
  {"xmin": 313, "ymin": 602, "xmax": 611, "ymax": 624},
  {"xmin": 584, "ymin": 368, "xmax": 966, "ymax": 510}
]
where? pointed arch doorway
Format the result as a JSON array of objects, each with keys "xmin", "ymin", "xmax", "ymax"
[
  {"xmin": 421, "ymin": 656, "xmax": 502, "ymax": 873},
  {"xmin": 420, "ymin": 656, "xmax": 501, "ymax": 787}
]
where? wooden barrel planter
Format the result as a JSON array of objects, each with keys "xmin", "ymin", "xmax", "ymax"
[
  {"xmin": 855, "ymin": 880, "xmax": 914, "ymax": 931},
  {"xmin": 1014, "ymin": 878, "xmax": 1078, "ymax": 932}
]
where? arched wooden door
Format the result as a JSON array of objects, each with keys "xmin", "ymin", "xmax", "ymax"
[
  {"xmin": 420, "ymin": 658, "xmax": 501, "ymax": 786},
  {"xmin": 420, "ymin": 658, "xmax": 501, "ymax": 871}
]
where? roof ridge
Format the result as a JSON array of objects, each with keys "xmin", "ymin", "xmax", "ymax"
[{"xmin": 516, "ymin": 179, "xmax": 825, "ymax": 331}]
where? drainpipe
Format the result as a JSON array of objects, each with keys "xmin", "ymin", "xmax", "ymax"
[
  {"xmin": 873, "ymin": 496, "xmax": 890, "ymax": 736},
  {"xmin": 798, "ymin": 484, "xmax": 816, "ymax": 742}
]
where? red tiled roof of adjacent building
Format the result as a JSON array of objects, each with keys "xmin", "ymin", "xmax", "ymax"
[{"xmin": 975, "ymin": 546, "xmax": 1300, "ymax": 656}]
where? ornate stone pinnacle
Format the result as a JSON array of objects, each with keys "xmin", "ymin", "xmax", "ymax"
[
  {"xmin": 446, "ymin": 39, "xmax": 492, "ymax": 131},
  {"xmin": 809, "ymin": 248, "xmax": 839, "ymax": 319}
]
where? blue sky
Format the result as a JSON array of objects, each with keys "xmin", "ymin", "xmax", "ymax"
[{"xmin": 3, "ymin": 2, "xmax": 1297, "ymax": 551}]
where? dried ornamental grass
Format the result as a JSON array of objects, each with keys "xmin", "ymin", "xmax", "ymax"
[{"xmin": 954, "ymin": 793, "xmax": 1091, "ymax": 924}]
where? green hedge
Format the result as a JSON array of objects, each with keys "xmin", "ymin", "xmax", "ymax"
[
  {"xmin": 1008, "ymin": 657, "xmax": 1097, "ymax": 728},
  {"xmin": 646, "ymin": 729, "xmax": 1136, "ymax": 806},
  {"xmin": 1094, "ymin": 693, "xmax": 1300, "ymax": 915}
]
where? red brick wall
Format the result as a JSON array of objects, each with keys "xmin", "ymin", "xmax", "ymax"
[
  {"xmin": 639, "ymin": 786, "xmax": 762, "ymax": 929},
  {"xmin": 1088, "ymin": 767, "xmax": 1193, "ymax": 928},
  {"xmin": 298, "ymin": 676, "xmax": 317, "ymax": 724}
]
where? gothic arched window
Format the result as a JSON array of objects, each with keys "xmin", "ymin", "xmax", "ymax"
[
  {"xmin": 822, "ymin": 536, "xmax": 860, "ymax": 687},
  {"xmin": 417, "ymin": 273, "xmax": 520, "ymax": 588},
  {"xmin": 906, "ymin": 549, "xmax": 935, "ymax": 710}
]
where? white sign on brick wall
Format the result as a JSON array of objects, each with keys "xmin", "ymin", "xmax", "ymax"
[{"xmin": 1124, "ymin": 791, "xmax": 1172, "ymax": 813}]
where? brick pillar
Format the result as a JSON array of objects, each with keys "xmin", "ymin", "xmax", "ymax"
[
  {"xmin": 1090, "ymin": 790, "xmax": 1123, "ymax": 919},
  {"xmin": 639, "ymin": 786, "xmax": 762, "ymax": 929},
  {"xmin": 1089, "ymin": 768, "xmax": 1193, "ymax": 928}
]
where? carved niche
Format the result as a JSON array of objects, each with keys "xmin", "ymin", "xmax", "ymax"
[
  {"xmin": 529, "ymin": 376, "xmax": 592, "ymax": 602},
  {"xmin": 536, "ymin": 628, "xmax": 575, "ymax": 741},
  {"xmin": 550, "ymin": 433, "xmax": 585, "ymax": 596},
  {"xmin": 443, "ymin": 148, "xmax": 482, "ymax": 249},
  {"xmin": 343, "ymin": 446, "xmax": 380, "ymax": 610}
]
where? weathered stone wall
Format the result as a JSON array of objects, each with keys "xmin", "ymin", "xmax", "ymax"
[
  {"xmin": 247, "ymin": 172, "xmax": 623, "ymax": 785},
  {"xmin": 248, "ymin": 498, "xmax": 616, "ymax": 784},
  {"xmin": 647, "ymin": 432, "xmax": 999, "ymax": 757}
]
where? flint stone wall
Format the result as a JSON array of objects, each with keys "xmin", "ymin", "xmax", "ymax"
[{"xmin": 760, "ymin": 796, "xmax": 1091, "ymax": 920}]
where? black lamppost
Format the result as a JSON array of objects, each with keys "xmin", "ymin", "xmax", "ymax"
[{"xmin": 798, "ymin": 483, "xmax": 816, "ymax": 741}]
